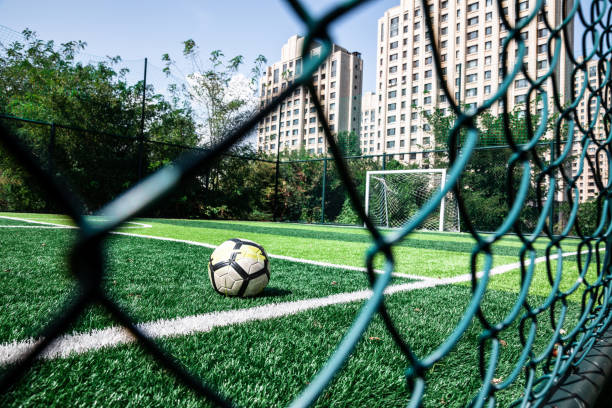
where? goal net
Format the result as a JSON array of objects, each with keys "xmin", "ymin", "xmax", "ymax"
[{"xmin": 365, "ymin": 169, "xmax": 460, "ymax": 232}]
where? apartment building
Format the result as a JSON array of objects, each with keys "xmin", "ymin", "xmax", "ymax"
[
  {"xmin": 257, "ymin": 35, "xmax": 363, "ymax": 155},
  {"xmin": 375, "ymin": 0, "xmax": 573, "ymax": 164},
  {"xmin": 360, "ymin": 92, "xmax": 378, "ymax": 154},
  {"xmin": 570, "ymin": 59, "xmax": 609, "ymax": 202}
]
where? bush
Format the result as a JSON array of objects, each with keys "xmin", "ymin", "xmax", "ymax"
[{"xmin": 335, "ymin": 198, "xmax": 360, "ymax": 225}]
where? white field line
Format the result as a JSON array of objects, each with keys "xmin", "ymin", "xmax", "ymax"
[
  {"xmin": 0, "ymin": 248, "xmax": 586, "ymax": 365},
  {"xmin": 0, "ymin": 215, "xmax": 418, "ymax": 280},
  {"xmin": 0, "ymin": 226, "xmax": 72, "ymax": 229},
  {"xmin": 0, "ymin": 216, "xmax": 151, "ymax": 229}
]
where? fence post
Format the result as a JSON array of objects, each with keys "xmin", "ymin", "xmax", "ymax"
[
  {"xmin": 273, "ymin": 112, "xmax": 283, "ymax": 222},
  {"xmin": 49, "ymin": 123, "xmax": 56, "ymax": 175},
  {"xmin": 321, "ymin": 157, "xmax": 327, "ymax": 224},
  {"xmin": 382, "ymin": 152, "xmax": 387, "ymax": 170},
  {"xmin": 549, "ymin": 138, "xmax": 555, "ymax": 233},
  {"xmin": 137, "ymin": 57, "xmax": 148, "ymax": 180}
]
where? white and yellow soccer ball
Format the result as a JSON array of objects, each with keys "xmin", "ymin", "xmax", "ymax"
[{"xmin": 208, "ymin": 238, "xmax": 270, "ymax": 297}]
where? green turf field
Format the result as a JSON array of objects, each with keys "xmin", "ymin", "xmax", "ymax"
[{"xmin": 0, "ymin": 213, "xmax": 598, "ymax": 407}]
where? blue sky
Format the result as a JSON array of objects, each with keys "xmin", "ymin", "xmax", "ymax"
[{"xmin": 0, "ymin": 0, "xmax": 399, "ymax": 92}]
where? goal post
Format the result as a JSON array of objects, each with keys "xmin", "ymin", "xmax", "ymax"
[{"xmin": 365, "ymin": 169, "xmax": 460, "ymax": 232}]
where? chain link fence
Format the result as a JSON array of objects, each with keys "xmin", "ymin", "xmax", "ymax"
[{"xmin": 2, "ymin": 0, "xmax": 612, "ymax": 406}]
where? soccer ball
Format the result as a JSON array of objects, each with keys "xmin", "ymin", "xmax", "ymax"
[{"xmin": 208, "ymin": 238, "xmax": 270, "ymax": 297}]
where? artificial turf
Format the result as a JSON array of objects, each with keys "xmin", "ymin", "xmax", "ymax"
[
  {"xmin": 0, "ymin": 213, "xmax": 598, "ymax": 407},
  {"xmin": 1, "ymin": 285, "xmax": 583, "ymax": 408},
  {"xmin": 0, "ymin": 212, "xmax": 585, "ymax": 279},
  {"xmin": 0, "ymin": 227, "xmax": 409, "ymax": 343}
]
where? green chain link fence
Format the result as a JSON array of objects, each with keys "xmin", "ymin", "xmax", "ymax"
[{"xmin": 1, "ymin": 0, "xmax": 612, "ymax": 406}]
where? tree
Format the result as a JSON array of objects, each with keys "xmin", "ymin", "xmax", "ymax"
[
  {"xmin": 0, "ymin": 29, "xmax": 199, "ymax": 212},
  {"xmin": 421, "ymin": 106, "xmax": 553, "ymax": 232},
  {"xmin": 162, "ymin": 41, "xmax": 267, "ymax": 146},
  {"xmin": 333, "ymin": 130, "xmax": 361, "ymax": 157}
]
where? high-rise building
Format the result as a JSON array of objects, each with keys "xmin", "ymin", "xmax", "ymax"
[
  {"xmin": 570, "ymin": 58, "xmax": 608, "ymax": 203},
  {"xmin": 257, "ymin": 35, "xmax": 363, "ymax": 155},
  {"xmin": 375, "ymin": 0, "xmax": 573, "ymax": 164},
  {"xmin": 360, "ymin": 92, "xmax": 378, "ymax": 154}
]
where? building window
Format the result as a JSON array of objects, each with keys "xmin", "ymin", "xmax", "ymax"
[
  {"xmin": 390, "ymin": 41, "xmax": 399, "ymax": 49},
  {"xmin": 388, "ymin": 103, "xmax": 397, "ymax": 111},
  {"xmin": 467, "ymin": 2, "xmax": 479, "ymax": 12},
  {"xmin": 515, "ymin": 79, "xmax": 528, "ymax": 88},
  {"xmin": 467, "ymin": 30, "xmax": 478, "ymax": 40},
  {"xmin": 468, "ymin": 16, "xmax": 479, "ymax": 26},
  {"xmin": 390, "ymin": 16, "xmax": 399, "ymax": 37},
  {"xmin": 387, "ymin": 128, "xmax": 396, "ymax": 136}
]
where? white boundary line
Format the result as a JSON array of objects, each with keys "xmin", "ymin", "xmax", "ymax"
[
  {"xmin": 0, "ymin": 248, "xmax": 586, "ymax": 364},
  {"xmin": 0, "ymin": 215, "xmax": 151, "ymax": 229},
  {"xmin": 0, "ymin": 226, "xmax": 72, "ymax": 229}
]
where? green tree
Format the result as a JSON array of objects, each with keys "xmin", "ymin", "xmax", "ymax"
[
  {"xmin": 0, "ymin": 29, "xmax": 198, "ymax": 212},
  {"xmin": 162, "ymin": 41, "xmax": 266, "ymax": 146},
  {"xmin": 333, "ymin": 130, "xmax": 361, "ymax": 157},
  {"xmin": 421, "ymin": 106, "xmax": 552, "ymax": 232}
]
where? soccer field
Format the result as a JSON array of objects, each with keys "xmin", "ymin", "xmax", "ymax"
[{"xmin": 0, "ymin": 212, "xmax": 597, "ymax": 407}]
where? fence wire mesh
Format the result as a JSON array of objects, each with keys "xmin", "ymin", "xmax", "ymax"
[{"xmin": 1, "ymin": 0, "xmax": 612, "ymax": 406}]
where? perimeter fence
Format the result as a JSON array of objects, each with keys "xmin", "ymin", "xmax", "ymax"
[
  {"xmin": 0, "ymin": 113, "xmax": 604, "ymax": 235},
  {"xmin": 2, "ymin": 0, "xmax": 612, "ymax": 406}
]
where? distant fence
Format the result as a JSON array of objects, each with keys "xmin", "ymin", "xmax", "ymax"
[{"xmin": 1, "ymin": 113, "xmax": 600, "ymax": 235}]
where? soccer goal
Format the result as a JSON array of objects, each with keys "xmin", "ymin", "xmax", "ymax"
[{"xmin": 365, "ymin": 169, "xmax": 460, "ymax": 232}]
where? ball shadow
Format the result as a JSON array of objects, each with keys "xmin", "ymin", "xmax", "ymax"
[{"xmin": 256, "ymin": 287, "xmax": 292, "ymax": 298}]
